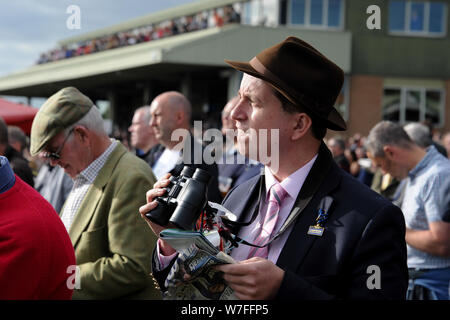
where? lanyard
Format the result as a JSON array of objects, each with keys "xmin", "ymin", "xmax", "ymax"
[
  {"xmin": 220, "ymin": 164, "xmax": 333, "ymax": 249},
  {"xmin": 220, "ymin": 173, "xmax": 302, "ymax": 249}
]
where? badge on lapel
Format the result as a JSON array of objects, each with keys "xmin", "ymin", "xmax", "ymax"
[{"xmin": 307, "ymin": 196, "xmax": 334, "ymax": 237}]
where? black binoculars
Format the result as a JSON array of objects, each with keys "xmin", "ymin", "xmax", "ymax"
[{"xmin": 145, "ymin": 166, "xmax": 212, "ymax": 230}]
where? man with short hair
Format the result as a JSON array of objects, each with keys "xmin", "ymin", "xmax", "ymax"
[
  {"xmin": 366, "ymin": 121, "xmax": 450, "ymax": 300},
  {"xmin": 149, "ymin": 91, "xmax": 221, "ymax": 203},
  {"xmin": 0, "ymin": 118, "xmax": 34, "ymax": 187},
  {"xmin": 328, "ymin": 137, "xmax": 350, "ymax": 173},
  {"xmin": 30, "ymin": 87, "xmax": 161, "ymax": 299},
  {"xmin": 404, "ymin": 122, "xmax": 447, "ymax": 157},
  {"xmin": 128, "ymin": 106, "xmax": 163, "ymax": 167},
  {"xmin": 7, "ymin": 126, "xmax": 27, "ymax": 155},
  {"xmin": 142, "ymin": 37, "xmax": 408, "ymax": 299},
  {"xmin": 442, "ymin": 131, "xmax": 450, "ymax": 160}
]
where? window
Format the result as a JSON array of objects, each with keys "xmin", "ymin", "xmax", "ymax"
[
  {"xmin": 242, "ymin": 0, "xmax": 278, "ymax": 26},
  {"xmin": 389, "ymin": 1, "xmax": 447, "ymax": 36},
  {"xmin": 382, "ymin": 87, "xmax": 444, "ymax": 126},
  {"xmin": 243, "ymin": 1, "xmax": 254, "ymax": 25},
  {"xmin": 334, "ymin": 76, "xmax": 349, "ymax": 121},
  {"xmin": 289, "ymin": 0, "xmax": 344, "ymax": 29}
]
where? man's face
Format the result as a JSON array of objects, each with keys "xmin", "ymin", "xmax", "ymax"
[
  {"xmin": 221, "ymin": 100, "xmax": 237, "ymax": 134},
  {"xmin": 128, "ymin": 109, "xmax": 153, "ymax": 150},
  {"xmin": 367, "ymin": 150, "xmax": 408, "ymax": 180},
  {"xmin": 443, "ymin": 134, "xmax": 450, "ymax": 156},
  {"xmin": 328, "ymin": 140, "xmax": 343, "ymax": 157},
  {"xmin": 41, "ymin": 129, "xmax": 87, "ymax": 178},
  {"xmin": 149, "ymin": 98, "xmax": 175, "ymax": 146},
  {"xmin": 230, "ymin": 74, "xmax": 291, "ymax": 162}
]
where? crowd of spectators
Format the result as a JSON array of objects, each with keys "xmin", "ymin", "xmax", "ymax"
[
  {"xmin": 326, "ymin": 122, "xmax": 450, "ymax": 199},
  {"xmin": 37, "ymin": 5, "xmax": 241, "ymax": 65}
]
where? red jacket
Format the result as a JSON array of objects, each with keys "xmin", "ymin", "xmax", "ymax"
[{"xmin": 0, "ymin": 175, "xmax": 76, "ymax": 299}]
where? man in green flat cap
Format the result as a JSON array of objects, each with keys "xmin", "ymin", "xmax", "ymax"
[{"xmin": 30, "ymin": 87, "xmax": 161, "ymax": 299}]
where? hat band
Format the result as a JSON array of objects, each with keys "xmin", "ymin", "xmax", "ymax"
[{"xmin": 249, "ymin": 57, "xmax": 331, "ymax": 117}]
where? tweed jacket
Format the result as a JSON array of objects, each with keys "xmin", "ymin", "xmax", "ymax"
[{"xmin": 69, "ymin": 142, "xmax": 161, "ymax": 299}]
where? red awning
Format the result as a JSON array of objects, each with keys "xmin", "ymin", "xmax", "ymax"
[{"xmin": 0, "ymin": 99, "xmax": 38, "ymax": 135}]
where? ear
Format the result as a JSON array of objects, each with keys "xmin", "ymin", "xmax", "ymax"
[
  {"xmin": 73, "ymin": 126, "xmax": 90, "ymax": 146},
  {"xmin": 175, "ymin": 109, "xmax": 185, "ymax": 125},
  {"xmin": 383, "ymin": 145, "xmax": 396, "ymax": 160},
  {"xmin": 291, "ymin": 113, "xmax": 312, "ymax": 141}
]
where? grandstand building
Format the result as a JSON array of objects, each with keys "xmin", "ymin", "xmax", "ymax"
[{"xmin": 0, "ymin": 0, "xmax": 448, "ymax": 136}]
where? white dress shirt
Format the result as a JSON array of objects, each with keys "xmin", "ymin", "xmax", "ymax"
[
  {"xmin": 230, "ymin": 154, "xmax": 318, "ymax": 263},
  {"xmin": 151, "ymin": 148, "xmax": 181, "ymax": 179}
]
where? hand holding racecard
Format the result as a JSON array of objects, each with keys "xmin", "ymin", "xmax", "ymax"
[{"xmin": 160, "ymin": 229, "xmax": 237, "ymax": 300}]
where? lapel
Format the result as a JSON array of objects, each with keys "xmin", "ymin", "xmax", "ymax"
[
  {"xmin": 69, "ymin": 142, "xmax": 126, "ymax": 248},
  {"xmin": 276, "ymin": 143, "xmax": 341, "ymax": 271}
]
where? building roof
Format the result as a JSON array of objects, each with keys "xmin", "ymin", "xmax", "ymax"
[{"xmin": 0, "ymin": 24, "xmax": 352, "ymax": 97}]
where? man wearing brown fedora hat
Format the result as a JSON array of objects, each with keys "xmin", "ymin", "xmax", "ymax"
[{"xmin": 145, "ymin": 37, "xmax": 408, "ymax": 299}]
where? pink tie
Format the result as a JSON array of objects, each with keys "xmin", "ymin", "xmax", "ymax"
[{"xmin": 248, "ymin": 183, "xmax": 287, "ymax": 259}]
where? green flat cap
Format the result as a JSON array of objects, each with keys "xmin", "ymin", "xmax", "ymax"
[{"xmin": 30, "ymin": 87, "xmax": 93, "ymax": 156}]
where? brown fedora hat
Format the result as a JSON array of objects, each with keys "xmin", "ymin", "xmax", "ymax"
[{"xmin": 225, "ymin": 36, "xmax": 346, "ymax": 131}]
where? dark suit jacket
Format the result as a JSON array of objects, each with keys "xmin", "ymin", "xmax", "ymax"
[
  {"xmin": 138, "ymin": 144, "xmax": 165, "ymax": 168},
  {"xmin": 221, "ymin": 143, "xmax": 408, "ymax": 300},
  {"xmin": 218, "ymin": 151, "xmax": 263, "ymax": 190}
]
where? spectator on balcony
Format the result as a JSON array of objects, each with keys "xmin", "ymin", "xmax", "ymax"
[{"xmin": 213, "ymin": 9, "xmax": 224, "ymax": 27}]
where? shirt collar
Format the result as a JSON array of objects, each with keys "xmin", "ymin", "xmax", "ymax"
[
  {"xmin": 78, "ymin": 140, "xmax": 117, "ymax": 183},
  {"xmin": 0, "ymin": 156, "xmax": 15, "ymax": 193},
  {"xmin": 408, "ymin": 145, "xmax": 437, "ymax": 179},
  {"xmin": 264, "ymin": 153, "xmax": 318, "ymax": 202}
]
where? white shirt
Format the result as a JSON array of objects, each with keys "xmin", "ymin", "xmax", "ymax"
[
  {"xmin": 152, "ymin": 148, "xmax": 181, "ymax": 179},
  {"xmin": 230, "ymin": 154, "xmax": 318, "ymax": 263}
]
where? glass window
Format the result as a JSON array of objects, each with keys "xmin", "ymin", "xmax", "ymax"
[
  {"xmin": 262, "ymin": 0, "xmax": 279, "ymax": 26},
  {"xmin": 334, "ymin": 77, "xmax": 349, "ymax": 121},
  {"xmin": 429, "ymin": 2, "xmax": 444, "ymax": 33},
  {"xmin": 389, "ymin": 1, "xmax": 406, "ymax": 31},
  {"xmin": 289, "ymin": 0, "xmax": 342, "ymax": 28},
  {"xmin": 291, "ymin": 0, "xmax": 306, "ymax": 24},
  {"xmin": 382, "ymin": 89, "xmax": 401, "ymax": 122},
  {"xmin": 389, "ymin": 1, "xmax": 446, "ymax": 36},
  {"xmin": 328, "ymin": 0, "xmax": 341, "ymax": 27},
  {"xmin": 310, "ymin": 0, "xmax": 323, "ymax": 25},
  {"xmin": 425, "ymin": 91, "xmax": 441, "ymax": 124},
  {"xmin": 243, "ymin": 1, "xmax": 252, "ymax": 25},
  {"xmin": 405, "ymin": 90, "xmax": 421, "ymax": 122},
  {"xmin": 410, "ymin": 2, "xmax": 425, "ymax": 31},
  {"xmin": 383, "ymin": 87, "xmax": 443, "ymax": 125}
]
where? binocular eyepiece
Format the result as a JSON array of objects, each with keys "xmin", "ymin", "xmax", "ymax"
[{"xmin": 145, "ymin": 166, "xmax": 212, "ymax": 230}]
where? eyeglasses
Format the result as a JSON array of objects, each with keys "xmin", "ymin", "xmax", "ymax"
[{"xmin": 43, "ymin": 129, "xmax": 74, "ymax": 161}]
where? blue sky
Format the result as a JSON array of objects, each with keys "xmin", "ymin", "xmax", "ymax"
[{"xmin": 0, "ymin": 0, "xmax": 194, "ymax": 77}]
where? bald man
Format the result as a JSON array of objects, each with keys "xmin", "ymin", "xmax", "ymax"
[{"xmin": 149, "ymin": 91, "xmax": 221, "ymax": 203}]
